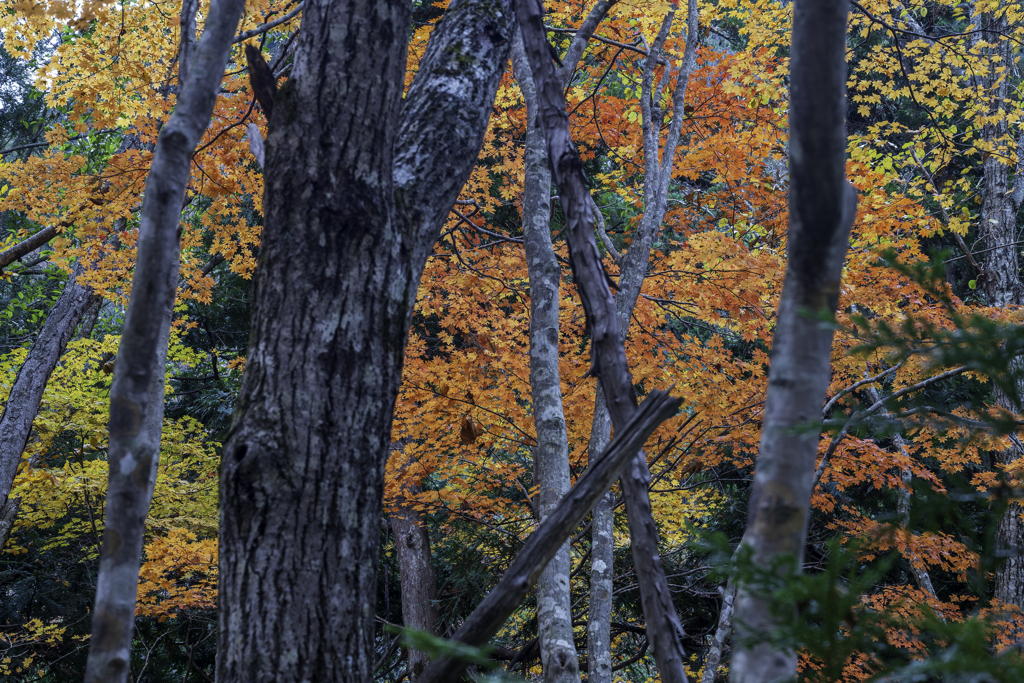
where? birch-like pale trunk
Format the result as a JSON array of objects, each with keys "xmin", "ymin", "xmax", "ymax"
[
  {"xmin": 699, "ymin": 584, "xmax": 735, "ymax": 683},
  {"xmin": 586, "ymin": 388, "xmax": 615, "ymax": 681},
  {"xmin": 515, "ymin": 0, "xmax": 699, "ymax": 679},
  {"xmin": 416, "ymin": 390, "xmax": 683, "ymax": 683},
  {"xmin": 510, "ymin": 5, "xmax": 617, "ymax": 678},
  {"xmin": 0, "ymin": 262, "xmax": 98, "ymax": 550},
  {"xmin": 512, "ymin": 37, "xmax": 581, "ymax": 682},
  {"xmin": 729, "ymin": 2, "xmax": 857, "ymax": 681},
  {"xmin": 972, "ymin": 5, "xmax": 1024, "ymax": 609},
  {"xmin": 84, "ymin": 1, "xmax": 245, "ymax": 680},
  {"xmin": 582, "ymin": 3, "xmax": 699, "ymax": 680}
]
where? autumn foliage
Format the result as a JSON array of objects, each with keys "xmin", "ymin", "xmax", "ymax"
[{"xmin": 2, "ymin": 0, "xmax": 1024, "ymax": 680}]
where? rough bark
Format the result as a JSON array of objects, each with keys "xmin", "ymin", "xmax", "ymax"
[
  {"xmin": 0, "ymin": 262, "xmax": 98, "ymax": 511},
  {"xmin": 973, "ymin": 5, "xmax": 1024, "ymax": 609},
  {"xmin": 390, "ymin": 480, "xmax": 439, "ymax": 679},
  {"xmin": 417, "ymin": 390, "xmax": 683, "ymax": 683},
  {"xmin": 217, "ymin": 0, "xmax": 515, "ymax": 681},
  {"xmin": 84, "ymin": 1, "xmax": 246, "ymax": 680},
  {"xmin": 730, "ymin": 2, "xmax": 856, "ymax": 682}
]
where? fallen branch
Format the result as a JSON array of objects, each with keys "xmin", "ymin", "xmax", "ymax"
[{"xmin": 417, "ymin": 388, "xmax": 682, "ymax": 683}]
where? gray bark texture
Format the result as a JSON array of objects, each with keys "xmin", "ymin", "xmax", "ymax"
[
  {"xmin": 584, "ymin": 5, "xmax": 698, "ymax": 680},
  {"xmin": 417, "ymin": 390, "xmax": 683, "ymax": 683},
  {"xmin": 973, "ymin": 6, "xmax": 1024, "ymax": 609},
  {"xmin": 511, "ymin": 4, "xmax": 618, "ymax": 678},
  {"xmin": 730, "ymin": 2, "xmax": 856, "ymax": 682},
  {"xmin": 0, "ymin": 496, "xmax": 19, "ymax": 552},
  {"xmin": 0, "ymin": 263, "xmax": 98, "ymax": 554},
  {"xmin": 217, "ymin": 0, "xmax": 515, "ymax": 681},
  {"xmin": 699, "ymin": 585, "xmax": 735, "ymax": 683},
  {"xmin": 84, "ymin": 0, "xmax": 246, "ymax": 680},
  {"xmin": 514, "ymin": 40, "xmax": 581, "ymax": 682},
  {"xmin": 586, "ymin": 389, "xmax": 615, "ymax": 683},
  {"xmin": 390, "ymin": 479, "xmax": 439, "ymax": 679},
  {"xmin": 515, "ymin": 0, "xmax": 698, "ymax": 679},
  {"xmin": 0, "ymin": 262, "xmax": 98, "ymax": 513}
]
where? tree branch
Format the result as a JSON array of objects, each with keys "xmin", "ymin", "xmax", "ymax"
[{"xmin": 417, "ymin": 389, "xmax": 683, "ymax": 683}]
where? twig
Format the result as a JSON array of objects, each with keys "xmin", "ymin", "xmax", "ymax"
[{"xmin": 232, "ymin": 3, "xmax": 304, "ymax": 44}]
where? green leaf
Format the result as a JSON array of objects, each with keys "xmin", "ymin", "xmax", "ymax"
[{"xmin": 969, "ymin": 279, "xmax": 977, "ymax": 290}]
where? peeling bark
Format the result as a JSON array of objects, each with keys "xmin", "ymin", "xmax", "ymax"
[{"xmin": 730, "ymin": 2, "xmax": 856, "ymax": 681}]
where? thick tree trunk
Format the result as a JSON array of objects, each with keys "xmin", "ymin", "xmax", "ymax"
[
  {"xmin": 730, "ymin": 2, "xmax": 856, "ymax": 682},
  {"xmin": 84, "ymin": 1, "xmax": 246, "ymax": 680},
  {"xmin": 390, "ymin": 481, "xmax": 439, "ymax": 679},
  {"xmin": 972, "ymin": 6, "xmax": 1024, "ymax": 609},
  {"xmin": 218, "ymin": 0, "xmax": 515, "ymax": 681},
  {"xmin": 0, "ymin": 262, "xmax": 98, "ymax": 512},
  {"xmin": 511, "ymin": 36, "xmax": 581, "ymax": 683}
]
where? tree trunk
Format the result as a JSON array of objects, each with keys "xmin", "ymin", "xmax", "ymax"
[
  {"xmin": 586, "ymin": 388, "xmax": 615, "ymax": 683},
  {"xmin": 973, "ymin": 5, "xmax": 1024, "ymax": 609},
  {"xmin": 581, "ymin": 4, "xmax": 698, "ymax": 679},
  {"xmin": 0, "ymin": 262, "xmax": 98, "ymax": 511},
  {"xmin": 511, "ymin": 35, "xmax": 581, "ymax": 683},
  {"xmin": 390, "ymin": 480, "xmax": 439, "ymax": 679},
  {"xmin": 217, "ymin": 0, "xmax": 516, "ymax": 680},
  {"xmin": 84, "ymin": 1, "xmax": 246, "ymax": 680},
  {"xmin": 699, "ymin": 585, "xmax": 735, "ymax": 683},
  {"xmin": 730, "ymin": 2, "xmax": 856, "ymax": 681},
  {"xmin": 417, "ymin": 390, "xmax": 684, "ymax": 683},
  {"xmin": 515, "ymin": 0, "xmax": 700, "ymax": 679},
  {"xmin": 512, "ymin": 5, "xmax": 618, "ymax": 678}
]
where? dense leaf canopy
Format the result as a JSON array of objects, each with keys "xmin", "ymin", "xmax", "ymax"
[{"xmin": 1, "ymin": 0, "xmax": 1024, "ymax": 680}]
